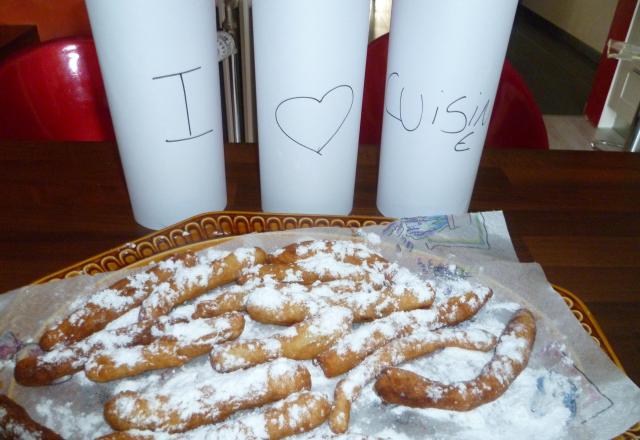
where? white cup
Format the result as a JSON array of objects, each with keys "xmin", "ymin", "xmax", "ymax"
[
  {"xmin": 86, "ymin": 0, "xmax": 226, "ymax": 229},
  {"xmin": 253, "ymin": 0, "xmax": 370, "ymax": 215},
  {"xmin": 377, "ymin": 0, "xmax": 518, "ymax": 217}
]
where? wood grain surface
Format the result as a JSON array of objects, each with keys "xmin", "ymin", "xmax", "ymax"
[{"xmin": 0, "ymin": 141, "xmax": 638, "ymax": 388}]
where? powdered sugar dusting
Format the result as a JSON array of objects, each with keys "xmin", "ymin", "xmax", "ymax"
[
  {"xmin": 4, "ymin": 237, "xmax": 593, "ymax": 440},
  {"xmin": 387, "ymin": 368, "xmax": 574, "ymax": 440},
  {"xmin": 34, "ymin": 399, "xmax": 109, "ymax": 439},
  {"xmin": 338, "ymin": 328, "xmax": 497, "ymax": 402},
  {"xmin": 108, "ymin": 359, "xmax": 302, "ymax": 432}
]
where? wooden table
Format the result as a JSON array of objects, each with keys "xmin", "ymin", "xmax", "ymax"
[{"xmin": 1, "ymin": 141, "xmax": 639, "ymax": 388}]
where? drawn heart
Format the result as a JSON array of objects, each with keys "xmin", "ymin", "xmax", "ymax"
[{"xmin": 275, "ymin": 85, "xmax": 354, "ymax": 155}]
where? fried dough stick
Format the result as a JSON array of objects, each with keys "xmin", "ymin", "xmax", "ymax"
[
  {"xmin": 244, "ymin": 283, "xmax": 313, "ymax": 325},
  {"xmin": 239, "ymin": 240, "xmax": 392, "ymax": 287},
  {"xmin": 0, "ymin": 394, "xmax": 63, "ymax": 440},
  {"xmin": 15, "ymin": 318, "xmax": 159, "ymax": 386},
  {"xmin": 317, "ymin": 287, "xmax": 493, "ymax": 377},
  {"xmin": 192, "ymin": 283, "xmax": 256, "ymax": 318},
  {"xmin": 202, "ymin": 391, "xmax": 330, "ymax": 440},
  {"xmin": 98, "ymin": 391, "xmax": 330, "ymax": 440},
  {"xmin": 39, "ymin": 247, "xmax": 265, "ymax": 350},
  {"xmin": 104, "ymin": 359, "xmax": 311, "ymax": 433},
  {"xmin": 374, "ymin": 309, "xmax": 536, "ymax": 411},
  {"xmin": 329, "ymin": 328, "xmax": 497, "ymax": 434},
  {"xmin": 138, "ymin": 247, "xmax": 266, "ymax": 322},
  {"xmin": 190, "ymin": 273, "xmax": 277, "ymax": 320},
  {"xmin": 269, "ymin": 240, "xmax": 387, "ymax": 266},
  {"xmin": 15, "ymin": 294, "xmax": 243, "ymax": 386},
  {"xmin": 209, "ymin": 280, "xmax": 353, "ymax": 326},
  {"xmin": 238, "ymin": 261, "xmax": 389, "ymax": 287},
  {"xmin": 39, "ymin": 261, "xmax": 174, "ymax": 350},
  {"xmin": 251, "ymin": 391, "xmax": 330, "ymax": 439},
  {"xmin": 210, "ymin": 307, "xmax": 353, "ymax": 373},
  {"xmin": 246, "ymin": 273, "xmax": 434, "ymax": 326},
  {"xmin": 85, "ymin": 312, "xmax": 245, "ymax": 382}
]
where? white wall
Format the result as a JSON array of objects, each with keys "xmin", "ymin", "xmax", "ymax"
[
  {"xmin": 599, "ymin": 2, "xmax": 640, "ymax": 129},
  {"xmin": 522, "ymin": 0, "xmax": 617, "ymax": 52}
]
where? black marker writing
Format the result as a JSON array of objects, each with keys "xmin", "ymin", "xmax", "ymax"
[
  {"xmin": 419, "ymin": 89, "xmax": 492, "ymax": 153},
  {"xmin": 454, "ymin": 131, "xmax": 474, "ymax": 152},
  {"xmin": 385, "ymin": 72, "xmax": 424, "ymax": 132},
  {"xmin": 274, "ymin": 84, "xmax": 354, "ymax": 155},
  {"xmin": 440, "ymin": 96, "xmax": 468, "ymax": 134},
  {"xmin": 152, "ymin": 66, "xmax": 213, "ymax": 143},
  {"xmin": 473, "ymin": 99, "xmax": 491, "ymax": 127},
  {"xmin": 384, "ymin": 73, "xmax": 494, "ymax": 152}
]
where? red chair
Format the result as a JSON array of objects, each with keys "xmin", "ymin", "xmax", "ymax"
[
  {"xmin": 0, "ymin": 37, "xmax": 115, "ymax": 141},
  {"xmin": 360, "ymin": 33, "xmax": 549, "ymax": 149},
  {"xmin": 487, "ymin": 62, "xmax": 549, "ymax": 149}
]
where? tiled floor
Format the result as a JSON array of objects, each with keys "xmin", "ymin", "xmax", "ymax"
[
  {"xmin": 506, "ymin": 8, "xmax": 598, "ymax": 116},
  {"xmin": 369, "ymin": 1, "xmax": 602, "ymax": 151},
  {"xmin": 543, "ymin": 115, "xmax": 597, "ymax": 150},
  {"xmin": 508, "ymin": 7, "xmax": 600, "ymax": 151}
]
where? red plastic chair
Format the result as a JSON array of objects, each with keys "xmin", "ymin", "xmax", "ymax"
[
  {"xmin": 487, "ymin": 62, "xmax": 549, "ymax": 149},
  {"xmin": 360, "ymin": 33, "xmax": 549, "ymax": 149},
  {"xmin": 0, "ymin": 37, "xmax": 115, "ymax": 141}
]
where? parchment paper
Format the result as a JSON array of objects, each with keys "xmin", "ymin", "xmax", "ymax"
[{"xmin": 1, "ymin": 211, "xmax": 638, "ymax": 439}]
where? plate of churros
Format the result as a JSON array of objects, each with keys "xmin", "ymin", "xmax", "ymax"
[{"xmin": 1, "ymin": 212, "xmax": 639, "ymax": 439}]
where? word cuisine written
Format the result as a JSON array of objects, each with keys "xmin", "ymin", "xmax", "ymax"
[{"xmin": 385, "ymin": 72, "xmax": 492, "ymax": 152}]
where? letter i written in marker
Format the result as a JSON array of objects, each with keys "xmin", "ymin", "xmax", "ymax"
[
  {"xmin": 432, "ymin": 90, "xmax": 444, "ymax": 125},
  {"xmin": 152, "ymin": 66, "xmax": 213, "ymax": 143}
]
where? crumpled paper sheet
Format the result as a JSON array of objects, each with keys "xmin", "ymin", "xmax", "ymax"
[{"xmin": 0, "ymin": 211, "xmax": 638, "ymax": 439}]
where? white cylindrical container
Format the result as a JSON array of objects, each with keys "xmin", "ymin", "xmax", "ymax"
[
  {"xmin": 85, "ymin": 0, "xmax": 226, "ymax": 229},
  {"xmin": 253, "ymin": 0, "xmax": 370, "ymax": 215},
  {"xmin": 377, "ymin": 0, "xmax": 518, "ymax": 217}
]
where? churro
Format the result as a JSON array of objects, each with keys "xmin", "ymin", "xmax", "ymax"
[
  {"xmin": 16, "ymin": 318, "xmax": 157, "ymax": 386},
  {"xmin": 0, "ymin": 394, "xmax": 63, "ymax": 439},
  {"xmin": 39, "ymin": 247, "xmax": 265, "ymax": 350},
  {"xmin": 329, "ymin": 328, "xmax": 497, "ymax": 433},
  {"xmin": 16, "ymin": 292, "xmax": 246, "ymax": 386},
  {"xmin": 317, "ymin": 285, "xmax": 493, "ymax": 377},
  {"xmin": 269, "ymin": 240, "xmax": 388, "ymax": 266},
  {"xmin": 239, "ymin": 240, "xmax": 392, "ymax": 287},
  {"xmin": 374, "ymin": 309, "xmax": 536, "ymax": 411},
  {"xmin": 85, "ymin": 312, "xmax": 245, "ymax": 382},
  {"xmin": 246, "ymin": 270, "xmax": 434, "ymax": 326},
  {"xmin": 39, "ymin": 262, "xmax": 170, "ymax": 350},
  {"xmin": 138, "ymin": 247, "xmax": 266, "ymax": 322},
  {"xmin": 210, "ymin": 306, "xmax": 352, "ymax": 372},
  {"xmin": 104, "ymin": 359, "xmax": 311, "ymax": 433},
  {"xmin": 97, "ymin": 391, "xmax": 330, "ymax": 440}
]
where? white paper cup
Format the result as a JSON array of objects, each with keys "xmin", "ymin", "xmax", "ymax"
[
  {"xmin": 85, "ymin": 0, "xmax": 227, "ymax": 230},
  {"xmin": 377, "ymin": 0, "xmax": 518, "ymax": 217},
  {"xmin": 253, "ymin": 0, "xmax": 370, "ymax": 215}
]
